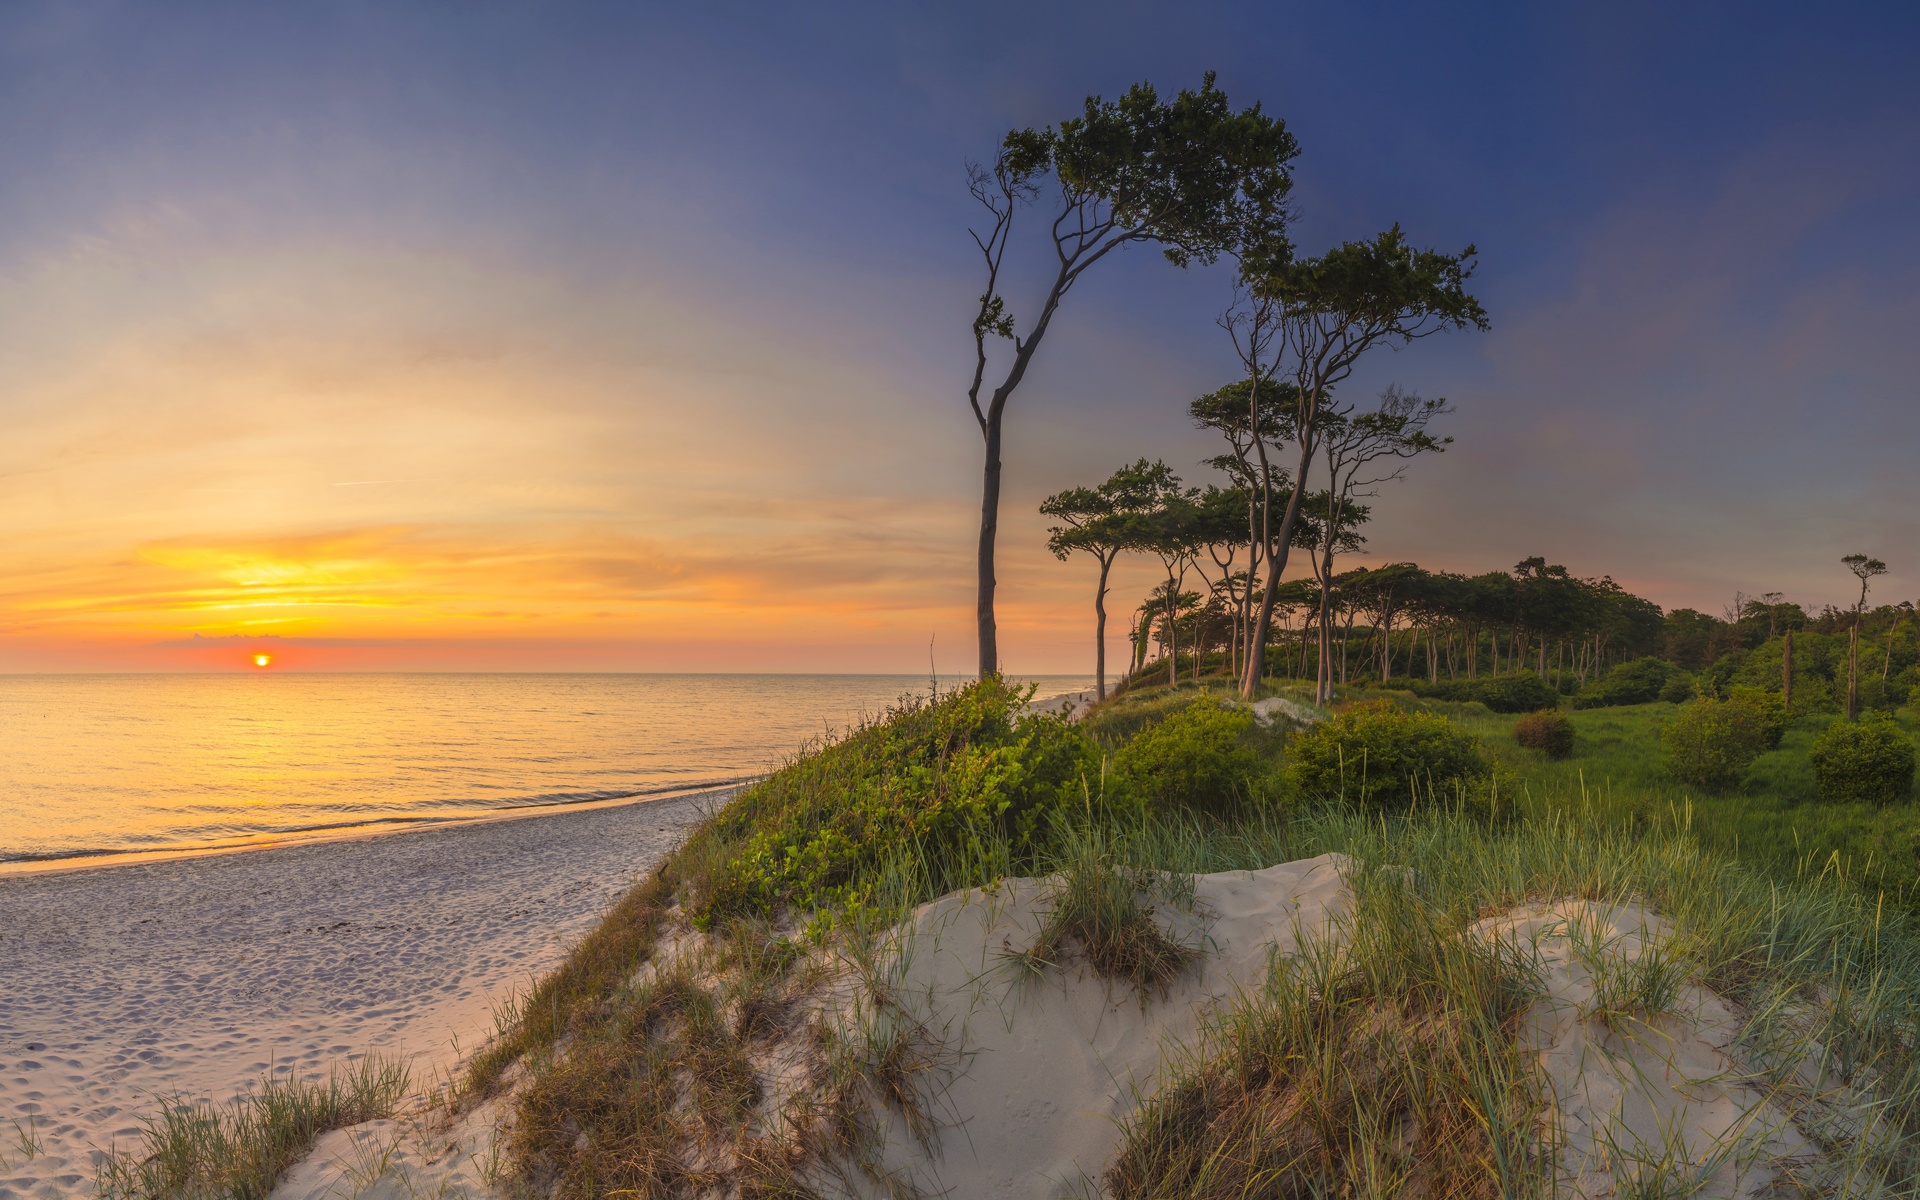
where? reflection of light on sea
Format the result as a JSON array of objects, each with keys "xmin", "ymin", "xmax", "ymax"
[{"xmin": 0, "ymin": 674, "xmax": 1093, "ymax": 867}]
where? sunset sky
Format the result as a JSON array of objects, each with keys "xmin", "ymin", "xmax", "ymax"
[{"xmin": 4, "ymin": 2, "xmax": 1918, "ymax": 673}]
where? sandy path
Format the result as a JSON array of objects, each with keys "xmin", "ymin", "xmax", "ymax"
[{"xmin": 0, "ymin": 792, "xmax": 713, "ymax": 1200}]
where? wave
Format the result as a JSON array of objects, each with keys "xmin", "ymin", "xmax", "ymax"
[{"xmin": 0, "ymin": 775, "xmax": 761, "ymax": 865}]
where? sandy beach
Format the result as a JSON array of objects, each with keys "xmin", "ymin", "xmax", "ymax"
[{"xmin": 0, "ymin": 792, "xmax": 713, "ymax": 1200}]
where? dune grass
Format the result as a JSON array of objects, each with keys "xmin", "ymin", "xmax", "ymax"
[
  {"xmin": 1113, "ymin": 804, "xmax": 1920, "ymax": 1198},
  {"xmin": 463, "ymin": 678, "xmax": 1920, "ymax": 1197},
  {"xmin": 93, "ymin": 1056, "xmax": 411, "ymax": 1200}
]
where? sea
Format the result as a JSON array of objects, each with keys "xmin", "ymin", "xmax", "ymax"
[{"xmin": 0, "ymin": 673, "xmax": 1091, "ymax": 867}]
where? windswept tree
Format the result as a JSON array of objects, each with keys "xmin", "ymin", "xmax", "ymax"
[
  {"xmin": 1137, "ymin": 484, "xmax": 1207, "ymax": 686},
  {"xmin": 1223, "ymin": 227, "xmax": 1488, "ymax": 695},
  {"xmin": 1297, "ymin": 385, "xmax": 1452, "ymax": 702},
  {"xmin": 1842, "ymin": 553, "xmax": 1889, "ymax": 719},
  {"xmin": 1189, "ymin": 483, "xmax": 1255, "ymax": 677},
  {"xmin": 1192, "ymin": 378, "xmax": 1293, "ymax": 674},
  {"xmin": 1041, "ymin": 459, "xmax": 1179, "ymax": 699},
  {"xmin": 965, "ymin": 74, "xmax": 1298, "ymax": 676}
]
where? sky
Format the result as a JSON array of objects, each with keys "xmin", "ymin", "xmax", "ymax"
[{"xmin": 3, "ymin": 1, "xmax": 1918, "ymax": 673}]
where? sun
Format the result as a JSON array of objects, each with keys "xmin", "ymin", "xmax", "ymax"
[{"xmin": 252, "ymin": 653, "xmax": 272, "ymax": 668}]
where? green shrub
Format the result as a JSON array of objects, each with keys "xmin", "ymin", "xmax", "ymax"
[
  {"xmin": 1409, "ymin": 672, "xmax": 1558, "ymax": 714},
  {"xmin": 1287, "ymin": 701, "xmax": 1496, "ymax": 810},
  {"xmin": 1723, "ymin": 685, "xmax": 1790, "ymax": 750},
  {"xmin": 1858, "ymin": 675, "xmax": 1911, "ymax": 712},
  {"xmin": 1512, "ymin": 710, "xmax": 1575, "ymax": 758},
  {"xmin": 1659, "ymin": 695, "xmax": 1776, "ymax": 792},
  {"xmin": 1658, "ymin": 672, "xmax": 1696, "ymax": 704},
  {"xmin": 691, "ymin": 678, "xmax": 1095, "ymax": 922},
  {"xmin": 1810, "ymin": 716, "xmax": 1917, "ymax": 805},
  {"xmin": 1469, "ymin": 673, "xmax": 1560, "ymax": 714},
  {"xmin": 1109, "ymin": 695, "xmax": 1269, "ymax": 818},
  {"xmin": 1572, "ymin": 657, "xmax": 1676, "ymax": 709}
]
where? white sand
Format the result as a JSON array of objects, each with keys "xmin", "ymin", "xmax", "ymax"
[
  {"xmin": 1480, "ymin": 901, "xmax": 1837, "ymax": 1199},
  {"xmin": 847, "ymin": 854, "xmax": 1353, "ymax": 1198},
  {"xmin": 0, "ymin": 793, "xmax": 712, "ymax": 1200}
]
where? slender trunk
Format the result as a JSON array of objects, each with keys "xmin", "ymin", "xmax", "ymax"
[
  {"xmin": 976, "ymin": 415, "xmax": 1003, "ymax": 676},
  {"xmin": 1243, "ymin": 435, "xmax": 1315, "ymax": 696},
  {"xmin": 1428, "ymin": 629, "xmax": 1439, "ymax": 684},
  {"xmin": 1093, "ymin": 552, "xmax": 1114, "ymax": 701},
  {"xmin": 1848, "ymin": 620, "xmax": 1860, "ymax": 720},
  {"xmin": 1165, "ymin": 570, "xmax": 1180, "ymax": 688}
]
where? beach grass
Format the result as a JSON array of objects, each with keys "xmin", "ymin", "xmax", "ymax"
[
  {"xmin": 457, "ymin": 678, "xmax": 1920, "ymax": 1197},
  {"xmin": 94, "ymin": 1055, "xmax": 410, "ymax": 1200}
]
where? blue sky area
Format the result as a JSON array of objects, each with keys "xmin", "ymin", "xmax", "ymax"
[{"xmin": 3, "ymin": 2, "xmax": 1917, "ymax": 669}]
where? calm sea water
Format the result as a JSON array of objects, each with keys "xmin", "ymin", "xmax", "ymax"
[{"xmin": 0, "ymin": 674, "xmax": 1090, "ymax": 865}]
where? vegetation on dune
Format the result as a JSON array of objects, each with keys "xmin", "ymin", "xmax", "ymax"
[
  {"xmin": 95, "ymin": 1057, "xmax": 411, "ymax": 1200},
  {"xmin": 1286, "ymin": 699, "xmax": 1498, "ymax": 810},
  {"xmin": 1106, "ymin": 693, "xmax": 1271, "ymax": 817},
  {"xmin": 685, "ymin": 677, "xmax": 1095, "ymax": 930},
  {"xmin": 455, "ymin": 675, "xmax": 1920, "ymax": 1198}
]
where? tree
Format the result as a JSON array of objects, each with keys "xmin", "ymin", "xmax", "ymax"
[
  {"xmin": 1191, "ymin": 378, "xmax": 1293, "ymax": 674},
  {"xmin": 1041, "ymin": 459, "xmax": 1176, "ymax": 700},
  {"xmin": 1296, "ymin": 493, "xmax": 1370, "ymax": 695},
  {"xmin": 1187, "ymin": 484, "xmax": 1255, "ymax": 679},
  {"xmin": 1842, "ymin": 553, "xmax": 1888, "ymax": 720},
  {"xmin": 1299, "ymin": 385, "xmax": 1452, "ymax": 702},
  {"xmin": 1135, "ymin": 485, "xmax": 1207, "ymax": 686},
  {"xmin": 965, "ymin": 74, "xmax": 1297, "ymax": 677},
  {"xmin": 1223, "ymin": 227, "xmax": 1488, "ymax": 695}
]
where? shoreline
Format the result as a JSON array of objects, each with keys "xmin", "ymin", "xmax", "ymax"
[
  {"xmin": 0, "ymin": 781, "xmax": 746, "ymax": 880},
  {"xmin": 0, "ymin": 790, "xmax": 712, "ymax": 1200}
]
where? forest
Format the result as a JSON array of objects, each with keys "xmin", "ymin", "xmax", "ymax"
[{"xmin": 1043, "ymin": 403, "xmax": 1916, "ymax": 723}]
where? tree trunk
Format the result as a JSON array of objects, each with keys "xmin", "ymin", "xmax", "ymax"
[
  {"xmin": 1165, "ymin": 573, "xmax": 1180, "ymax": 688},
  {"xmin": 975, "ymin": 414, "xmax": 1003, "ymax": 677},
  {"xmin": 1242, "ymin": 436, "xmax": 1315, "ymax": 696},
  {"xmin": 1847, "ymin": 622, "xmax": 1859, "ymax": 720},
  {"xmin": 1093, "ymin": 552, "xmax": 1114, "ymax": 701}
]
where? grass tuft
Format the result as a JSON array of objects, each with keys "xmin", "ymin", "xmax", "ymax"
[
  {"xmin": 1105, "ymin": 868, "xmax": 1544, "ymax": 1199},
  {"xmin": 1025, "ymin": 827, "xmax": 1200, "ymax": 996},
  {"xmin": 94, "ymin": 1055, "xmax": 410, "ymax": 1200}
]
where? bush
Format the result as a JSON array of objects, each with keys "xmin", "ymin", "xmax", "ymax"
[
  {"xmin": 1287, "ymin": 701, "xmax": 1496, "ymax": 810},
  {"xmin": 1724, "ymin": 685, "xmax": 1790, "ymax": 750},
  {"xmin": 1810, "ymin": 716, "xmax": 1917, "ymax": 805},
  {"xmin": 1660, "ymin": 695, "xmax": 1778, "ymax": 792},
  {"xmin": 1410, "ymin": 672, "xmax": 1559, "ymax": 714},
  {"xmin": 1109, "ymin": 696, "xmax": 1269, "ymax": 818},
  {"xmin": 1658, "ymin": 672, "xmax": 1696, "ymax": 704},
  {"xmin": 1512, "ymin": 710, "xmax": 1575, "ymax": 758},
  {"xmin": 1470, "ymin": 673, "xmax": 1561, "ymax": 714},
  {"xmin": 692, "ymin": 678, "xmax": 1095, "ymax": 922},
  {"xmin": 1572, "ymin": 657, "xmax": 1676, "ymax": 709}
]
